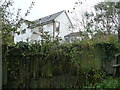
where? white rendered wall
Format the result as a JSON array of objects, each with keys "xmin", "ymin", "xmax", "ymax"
[
  {"xmin": 55, "ymin": 12, "xmax": 73, "ymax": 40},
  {"xmin": 43, "ymin": 23, "xmax": 53, "ymax": 36},
  {"xmin": 14, "ymin": 23, "xmax": 32, "ymax": 43},
  {"xmin": 14, "ymin": 23, "xmax": 54, "ymax": 43}
]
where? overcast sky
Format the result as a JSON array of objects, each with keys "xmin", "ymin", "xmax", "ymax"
[{"xmin": 12, "ymin": 0, "xmax": 104, "ymax": 21}]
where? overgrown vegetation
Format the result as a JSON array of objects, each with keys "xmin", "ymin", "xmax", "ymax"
[
  {"xmin": 84, "ymin": 76, "xmax": 120, "ymax": 88},
  {"xmin": 2, "ymin": 37, "xmax": 120, "ymax": 88},
  {"xmin": 1, "ymin": 0, "xmax": 120, "ymax": 88}
]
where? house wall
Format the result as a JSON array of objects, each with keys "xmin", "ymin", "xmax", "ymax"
[
  {"xmin": 28, "ymin": 27, "xmax": 42, "ymax": 41},
  {"xmin": 43, "ymin": 23, "xmax": 53, "ymax": 36},
  {"xmin": 14, "ymin": 23, "xmax": 54, "ymax": 43},
  {"xmin": 14, "ymin": 23, "xmax": 32, "ymax": 43},
  {"xmin": 55, "ymin": 12, "xmax": 72, "ymax": 40}
]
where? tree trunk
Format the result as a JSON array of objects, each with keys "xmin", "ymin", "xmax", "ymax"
[{"xmin": 118, "ymin": 9, "xmax": 120, "ymax": 44}]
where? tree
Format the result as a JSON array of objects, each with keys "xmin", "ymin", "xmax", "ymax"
[
  {"xmin": 68, "ymin": 0, "xmax": 96, "ymax": 39},
  {"xmin": 94, "ymin": 2, "xmax": 120, "ymax": 38},
  {"xmin": 70, "ymin": 1, "xmax": 120, "ymax": 43},
  {"xmin": 0, "ymin": 0, "xmax": 35, "ymax": 45}
]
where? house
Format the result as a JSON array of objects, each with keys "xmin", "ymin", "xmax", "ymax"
[{"xmin": 14, "ymin": 10, "xmax": 75, "ymax": 43}]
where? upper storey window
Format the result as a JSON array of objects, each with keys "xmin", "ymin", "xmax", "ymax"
[{"xmin": 55, "ymin": 22, "xmax": 60, "ymax": 32}]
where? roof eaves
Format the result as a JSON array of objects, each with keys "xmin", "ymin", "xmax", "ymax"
[
  {"xmin": 40, "ymin": 20, "xmax": 54, "ymax": 25},
  {"xmin": 65, "ymin": 11, "xmax": 74, "ymax": 28}
]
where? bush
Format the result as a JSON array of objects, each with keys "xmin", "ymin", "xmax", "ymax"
[{"xmin": 95, "ymin": 77, "xmax": 119, "ymax": 88}]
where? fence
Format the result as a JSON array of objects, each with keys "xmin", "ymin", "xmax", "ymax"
[{"xmin": 2, "ymin": 43, "xmax": 118, "ymax": 88}]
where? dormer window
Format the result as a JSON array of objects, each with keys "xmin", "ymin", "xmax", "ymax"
[{"xmin": 56, "ymin": 22, "xmax": 60, "ymax": 32}]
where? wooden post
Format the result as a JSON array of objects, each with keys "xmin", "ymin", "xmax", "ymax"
[
  {"xmin": 2, "ymin": 59, "xmax": 7, "ymax": 87},
  {"xmin": 0, "ymin": 36, "xmax": 2, "ymax": 89},
  {"xmin": 113, "ymin": 54, "xmax": 120, "ymax": 76},
  {"xmin": 116, "ymin": 54, "xmax": 120, "ymax": 76}
]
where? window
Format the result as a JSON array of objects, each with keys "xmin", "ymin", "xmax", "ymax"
[
  {"xmin": 56, "ymin": 22, "xmax": 60, "ymax": 32},
  {"xmin": 38, "ymin": 26, "xmax": 43, "ymax": 33},
  {"xmin": 21, "ymin": 29, "xmax": 26, "ymax": 34},
  {"xmin": 65, "ymin": 37, "xmax": 69, "ymax": 42}
]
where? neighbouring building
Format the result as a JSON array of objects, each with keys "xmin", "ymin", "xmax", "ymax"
[{"xmin": 64, "ymin": 32, "xmax": 82, "ymax": 43}]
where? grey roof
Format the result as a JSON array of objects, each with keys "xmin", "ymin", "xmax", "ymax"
[
  {"xmin": 35, "ymin": 10, "xmax": 65, "ymax": 25},
  {"xmin": 64, "ymin": 32, "xmax": 80, "ymax": 37}
]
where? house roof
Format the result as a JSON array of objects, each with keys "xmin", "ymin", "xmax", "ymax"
[
  {"xmin": 35, "ymin": 10, "xmax": 65, "ymax": 25},
  {"xmin": 21, "ymin": 10, "xmax": 74, "ymax": 29},
  {"xmin": 34, "ymin": 10, "xmax": 74, "ymax": 27},
  {"xmin": 64, "ymin": 32, "xmax": 80, "ymax": 37}
]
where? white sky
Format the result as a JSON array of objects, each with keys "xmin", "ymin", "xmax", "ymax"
[{"xmin": 12, "ymin": 0, "xmax": 104, "ymax": 21}]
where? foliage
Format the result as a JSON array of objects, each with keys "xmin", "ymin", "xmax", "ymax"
[
  {"xmin": 84, "ymin": 76, "xmax": 119, "ymax": 88},
  {"xmin": 93, "ymin": 2, "xmax": 120, "ymax": 42},
  {"xmin": 95, "ymin": 42, "xmax": 119, "ymax": 61},
  {"xmin": 2, "ymin": 38, "xmax": 119, "ymax": 88},
  {"xmin": 70, "ymin": 1, "xmax": 120, "ymax": 43},
  {"xmin": 94, "ymin": 2, "xmax": 119, "ymax": 33},
  {"xmin": 96, "ymin": 77, "xmax": 119, "ymax": 88},
  {"xmin": 0, "ymin": 0, "xmax": 35, "ymax": 45}
]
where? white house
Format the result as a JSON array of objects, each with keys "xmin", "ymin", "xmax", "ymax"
[{"xmin": 14, "ymin": 10, "xmax": 76, "ymax": 43}]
